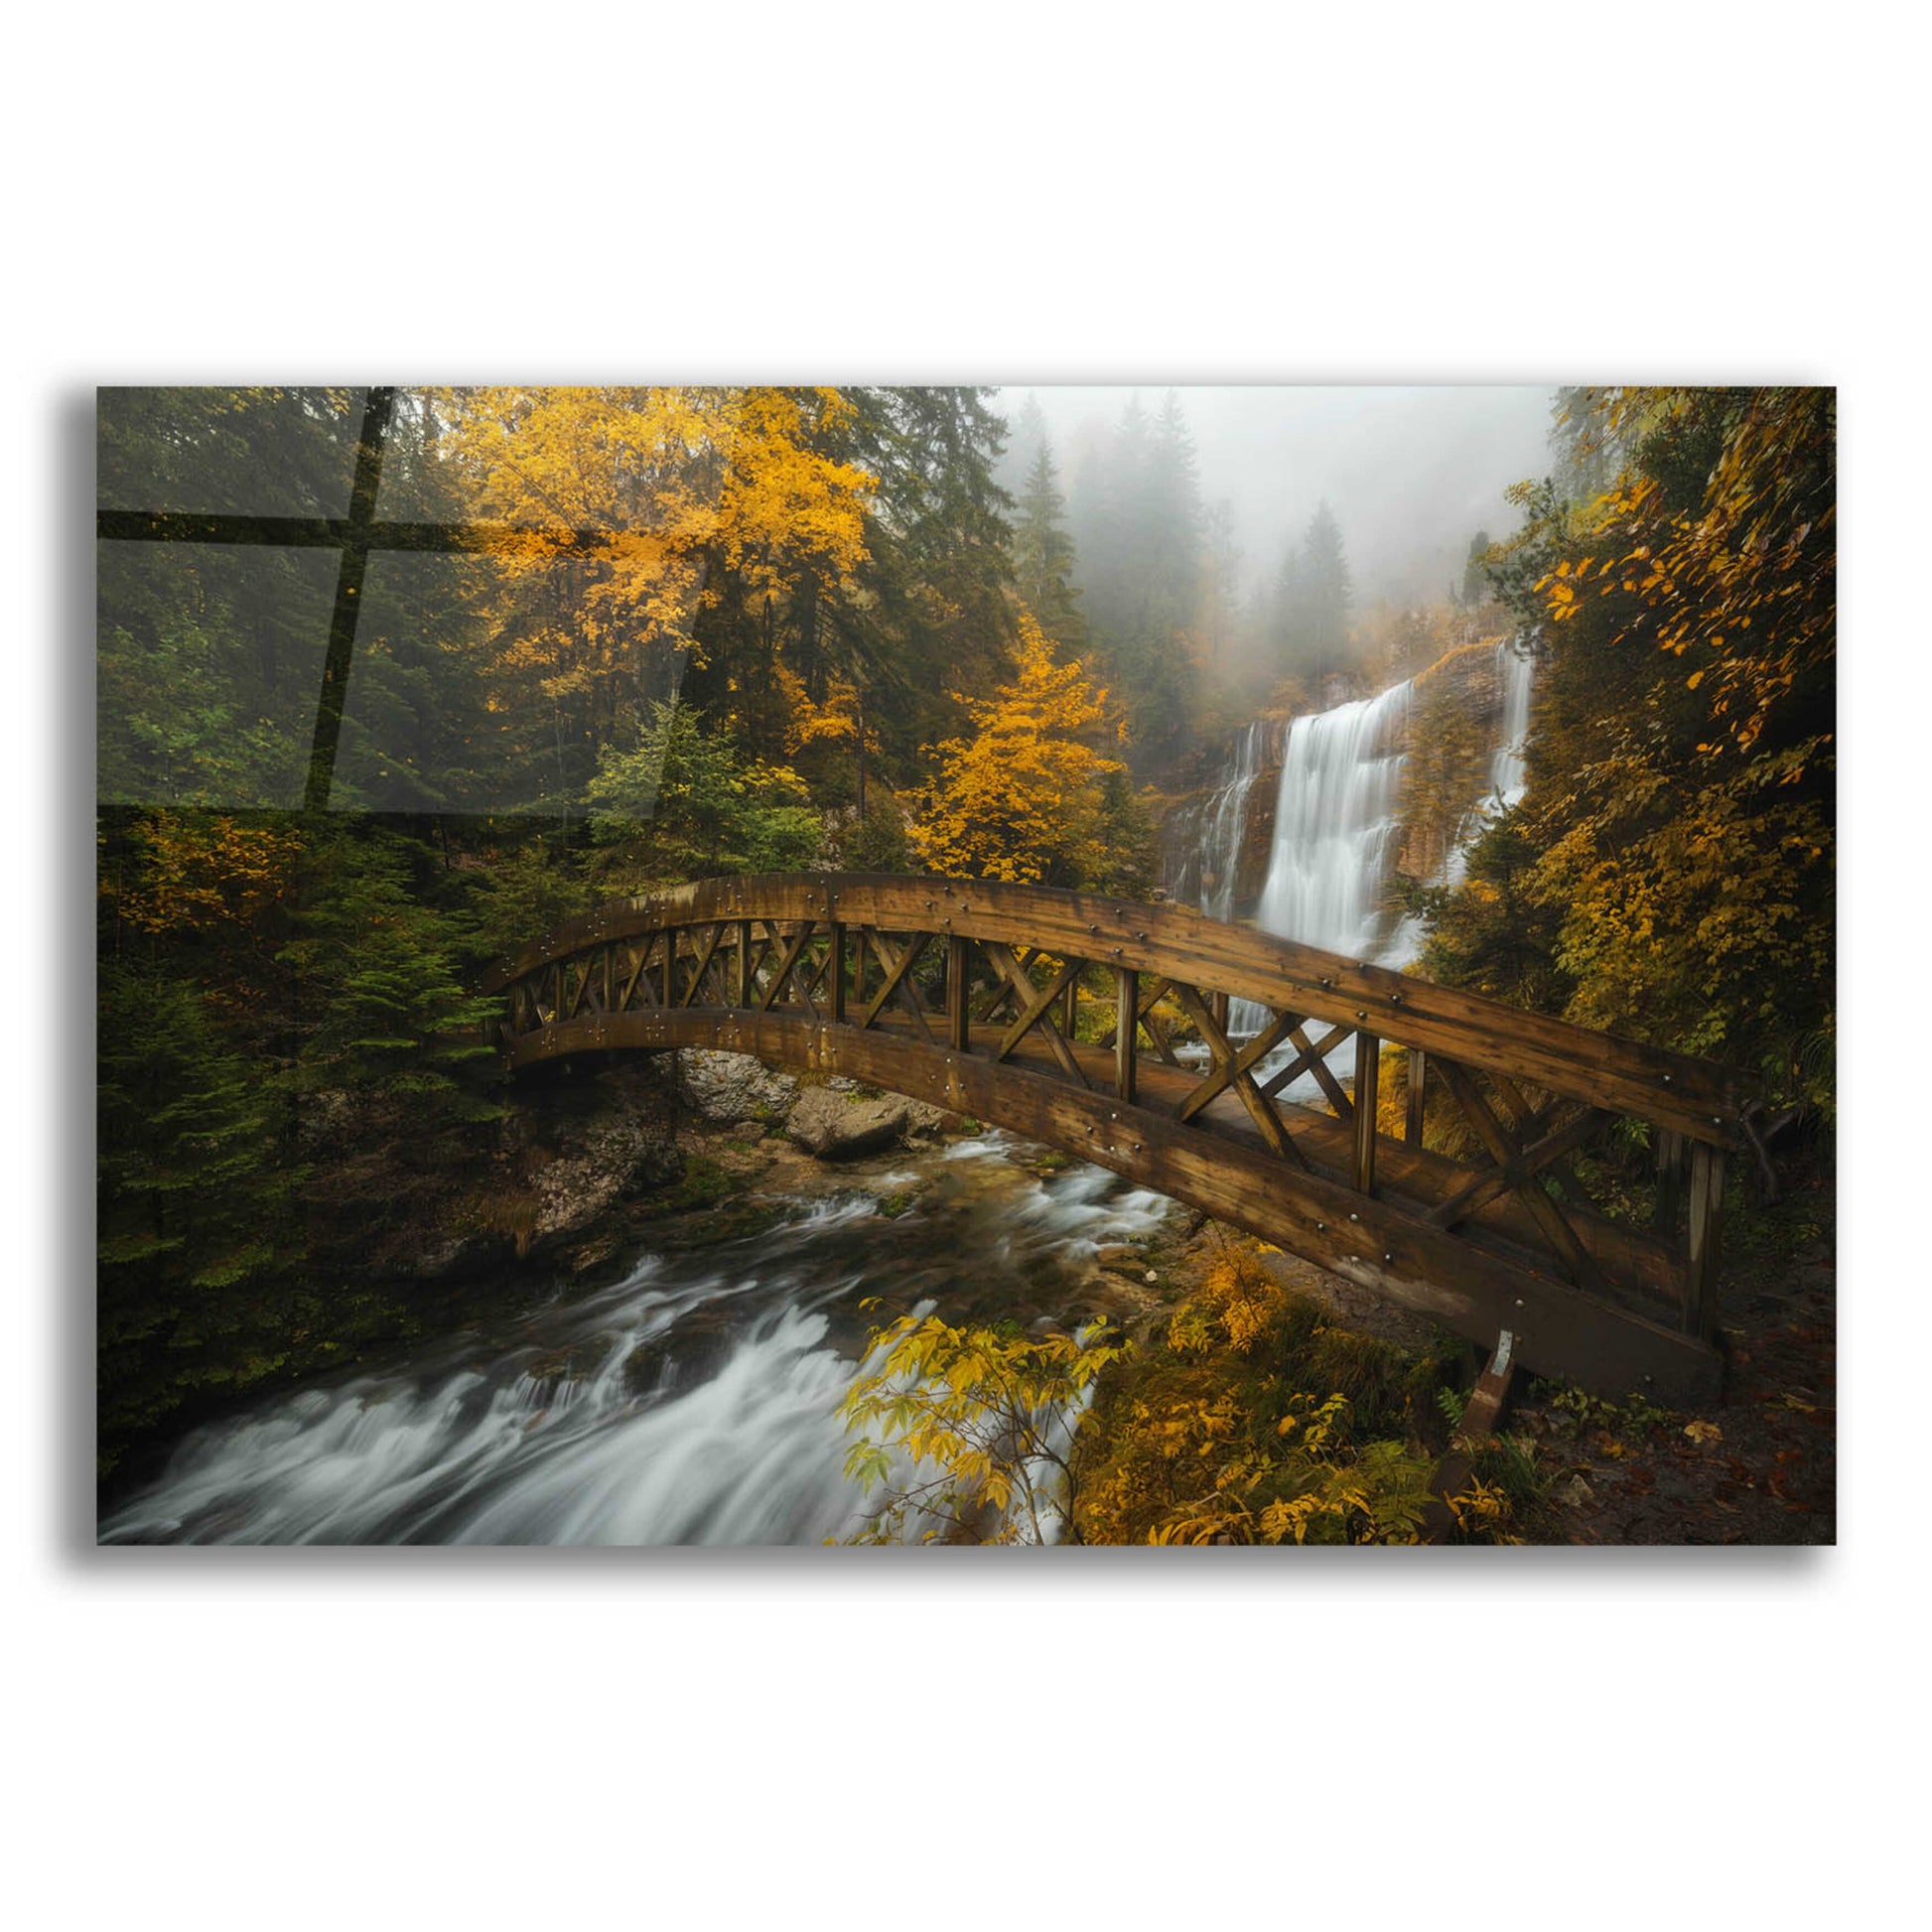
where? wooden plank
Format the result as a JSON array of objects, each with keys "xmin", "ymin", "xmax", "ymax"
[
  {"xmin": 1353, "ymin": 1032, "xmax": 1380, "ymax": 1196},
  {"xmin": 973, "ymin": 944, "xmax": 1037, "ymax": 1025},
  {"xmin": 735, "ymin": 919, "xmax": 752, "ymax": 1009},
  {"xmin": 1257, "ymin": 1020, "xmax": 1353, "ymax": 1119},
  {"xmin": 1256, "ymin": 1022, "xmax": 1351, "ymax": 1104},
  {"xmin": 791, "ymin": 935, "xmax": 830, "ymax": 1019},
  {"xmin": 1406, "ymin": 1048, "xmax": 1428, "ymax": 1147},
  {"xmin": 757, "ymin": 920, "xmax": 817, "ymax": 1013},
  {"xmin": 621, "ymin": 938, "xmax": 652, "ymax": 1012},
  {"xmin": 1427, "ymin": 1104, "xmax": 1610, "ymax": 1231},
  {"xmin": 830, "ymin": 922, "xmax": 847, "ymax": 1026},
  {"xmin": 1136, "ymin": 982, "xmax": 1182, "ymax": 1067}
]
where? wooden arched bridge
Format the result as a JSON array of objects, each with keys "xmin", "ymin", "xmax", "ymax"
[{"xmin": 483, "ymin": 874, "xmax": 1752, "ymax": 1406}]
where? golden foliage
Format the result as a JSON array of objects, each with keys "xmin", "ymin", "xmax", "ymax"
[
  {"xmin": 906, "ymin": 611, "xmax": 1125, "ymax": 886},
  {"xmin": 435, "ymin": 386, "xmax": 875, "ymax": 756},
  {"xmin": 1076, "ymin": 1249, "xmax": 1462, "ymax": 1547},
  {"xmin": 113, "ymin": 811, "xmax": 304, "ymax": 938},
  {"xmin": 836, "ymin": 1307, "xmax": 1127, "ymax": 1545},
  {"xmin": 1540, "ymin": 386, "xmax": 1833, "ymax": 770}
]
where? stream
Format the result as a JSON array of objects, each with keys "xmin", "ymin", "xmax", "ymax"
[{"xmin": 99, "ymin": 1134, "xmax": 1171, "ymax": 1546}]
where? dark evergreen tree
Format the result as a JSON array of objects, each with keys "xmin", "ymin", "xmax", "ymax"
[
  {"xmin": 1011, "ymin": 438, "xmax": 1086, "ymax": 651},
  {"xmin": 1294, "ymin": 500, "xmax": 1352, "ymax": 684},
  {"xmin": 1459, "ymin": 529, "xmax": 1493, "ymax": 607}
]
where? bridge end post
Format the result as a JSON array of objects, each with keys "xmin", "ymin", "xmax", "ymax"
[{"xmin": 1685, "ymin": 1144, "xmax": 1726, "ymax": 1345}]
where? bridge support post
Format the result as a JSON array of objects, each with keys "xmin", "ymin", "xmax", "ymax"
[
  {"xmin": 947, "ymin": 935, "xmax": 969, "ymax": 1051},
  {"xmin": 1353, "ymin": 1032, "xmax": 1380, "ymax": 1196},
  {"xmin": 1654, "ymin": 1129, "xmax": 1686, "ymax": 1235},
  {"xmin": 1405, "ymin": 1048, "xmax": 1427, "ymax": 1147},
  {"xmin": 1116, "ymin": 969, "xmax": 1139, "ymax": 1105},
  {"xmin": 831, "ymin": 922, "xmax": 847, "ymax": 1025},
  {"xmin": 736, "ymin": 920, "xmax": 752, "ymax": 1008}
]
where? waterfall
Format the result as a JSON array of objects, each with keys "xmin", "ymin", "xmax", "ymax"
[
  {"xmin": 1439, "ymin": 635, "xmax": 1534, "ymax": 890},
  {"xmin": 1186, "ymin": 636, "xmax": 1532, "ymax": 1038},
  {"xmin": 1255, "ymin": 680, "xmax": 1417, "ymax": 963},
  {"xmin": 1163, "ymin": 718, "xmax": 1274, "ymax": 915}
]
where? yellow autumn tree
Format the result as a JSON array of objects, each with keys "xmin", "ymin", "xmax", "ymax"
[
  {"xmin": 435, "ymin": 386, "xmax": 874, "ymax": 770},
  {"xmin": 906, "ymin": 612, "xmax": 1126, "ymax": 887}
]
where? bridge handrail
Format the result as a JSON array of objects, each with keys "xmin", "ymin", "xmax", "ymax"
[{"xmin": 483, "ymin": 873, "xmax": 1752, "ymax": 1151}]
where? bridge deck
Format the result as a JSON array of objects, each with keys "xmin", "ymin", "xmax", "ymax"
[{"xmin": 486, "ymin": 874, "xmax": 1753, "ymax": 1406}]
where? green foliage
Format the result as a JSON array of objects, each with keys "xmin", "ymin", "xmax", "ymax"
[
  {"xmin": 96, "ymin": 961, "xmax": 312, "ymax": 1469},
  {"xmin": 277, "ymin": 827, "xmax": 502, "ymax": 1125},
  {"xmin": 588, "ymin": 700, "xmax": 824, "ymax": 879},
  {"xmin": 1544, "ymin": 1382, "xmax": 1674, "ymax": 1439},
  {"xmin": 1011, "ymin": 439, "xmax": 1086, "ymax": 652},
  {"xmin": 465, "ymin": 833, "xmax": 600, "ymax": 959},
  {"xmin": 833, "ymin": 795, "xmax": 915, "ymax": 874}
]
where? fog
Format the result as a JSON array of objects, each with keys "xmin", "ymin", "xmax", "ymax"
[{"xmin": 994, "ymin": 384, "xmax": 1557, "ymax": 607}]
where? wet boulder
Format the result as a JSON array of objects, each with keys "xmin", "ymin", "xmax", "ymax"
[
  {"xmin": 676, "ymin": 1048, "xmax": 800, "ymax": 1127},
  {"xmin": 784, "ymin": 1086, "xmax": 915, "ymax": 1161}
]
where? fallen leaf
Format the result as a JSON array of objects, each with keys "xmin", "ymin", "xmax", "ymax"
[{"xmin": 1684, "ymin": 1420, "xmax": 1724, "ymax": 1445}]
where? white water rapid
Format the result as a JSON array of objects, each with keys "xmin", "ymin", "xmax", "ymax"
[{"xmin": 99, "ymin": 1137, "xmax": 1171, "ymax": 1546}]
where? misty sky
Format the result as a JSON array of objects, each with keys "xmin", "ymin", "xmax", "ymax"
[{"xmin": 993, "ymin": 385, "xmax": 1558, "ymax": 608}]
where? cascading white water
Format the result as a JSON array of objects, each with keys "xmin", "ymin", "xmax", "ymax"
[
  {"xmin": 1182, "ymin": 718, "xmax": 1275, "ymax": 920},
  {"xmin": 1439, "ymin": 636, "xmax": 1534, "ymax": 890},
  {"xmin": 1213, "ymin": 681, "xmax": 1415, "ymax": 1035},
  {"xmin": 1194, "ymin": 638, "xmax": 1532, "ymax": 1044},
  {"xmin": 1255, "ymin": 680, "xmax": 1416, "ymax": 961},
  {"xmin": 98, "ymin": 1138, "xmax": 1171, "ymax": 1547}
]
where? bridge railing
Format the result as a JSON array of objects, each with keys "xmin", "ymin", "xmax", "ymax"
[{"xmin": 485, "ymin": 873, "xmax": 1755, "ymax": 1399}]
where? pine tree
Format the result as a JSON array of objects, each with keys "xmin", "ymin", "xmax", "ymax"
[
  {"xmin": 1295, "ymin": 500, "xmax": 1353, "ymax": 683},
  {"xmin": 1011, "ymin": 438, "xmax": 1086, "ymax": 650}
]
